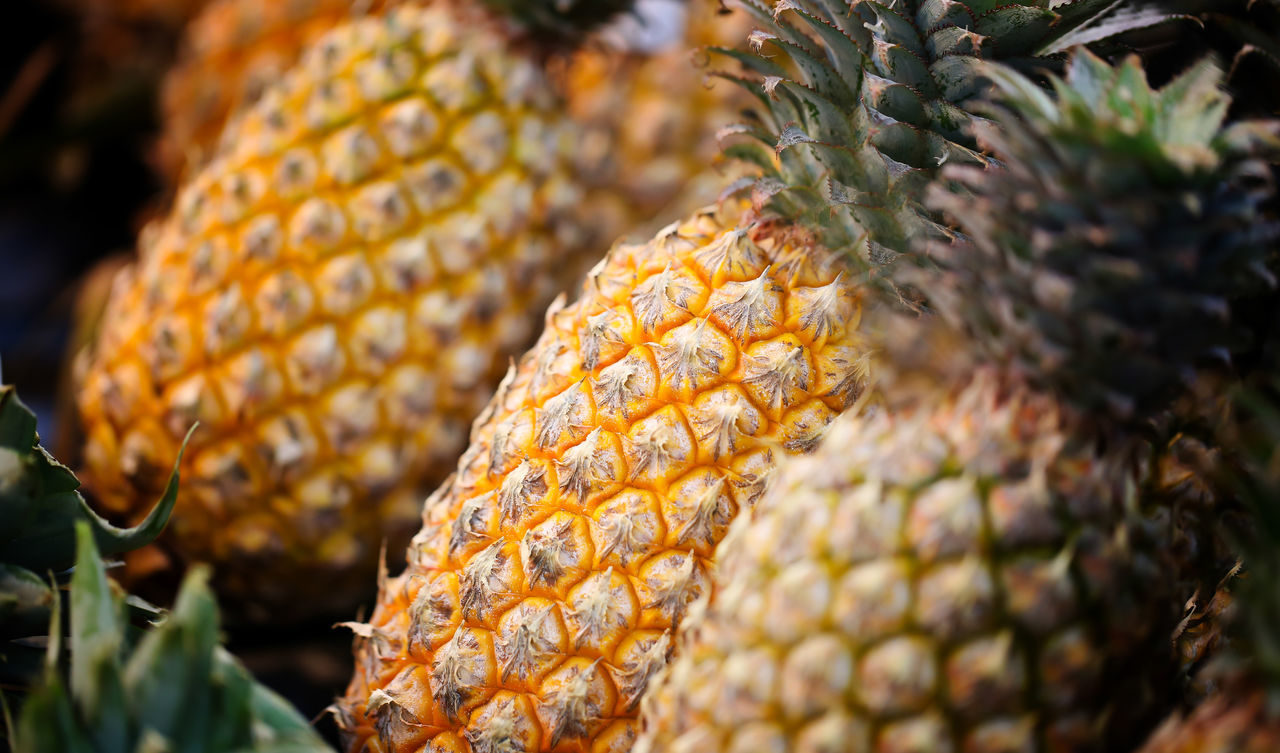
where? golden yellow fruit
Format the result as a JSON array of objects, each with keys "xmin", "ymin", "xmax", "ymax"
[
  {"xmin": 564, "ymin": 0, "xmax": 754, "ymax": 236},
  {"xmin": 157, "ymin": 0, "xmax": 399, "ymax": 181},
  {"xmin": 77, "ymin": 3, "xmax": 591, "ymax": 621},
  {"xmin": 637, "ymin": 372, "xmax": 1182, "ymax": 753},
  {"xmin": 336, "ymin": 202, "xmax": 866, "ymax": 752}
]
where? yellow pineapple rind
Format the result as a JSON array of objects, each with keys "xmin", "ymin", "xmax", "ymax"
[
  {"xmin": 77, "ymin": 4, "xmax": 586, "ymax": 619},
  {"xmin": 638, "ymin": 371, "xmax": 1182, "ymax": 753},
  {"xmin": 339, "ymin": 203, "xmax": 866, "ymax": 752},
  {"xmin": 158, "ymin": 0, "xmax": 400, "ymax": 181},
  {"xmin": 562, "ymin": 0, "xmax": 756, "ymax": 241}
]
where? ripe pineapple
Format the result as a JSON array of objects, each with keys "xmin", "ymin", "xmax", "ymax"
[
  {"xmin": 75, "ymin": 0, "xmax": 635, "ymax": 622},
  {"xmin": 563, "ymin": 0, "xmax": 755, "ymax": 235},
  {"xmin": 157, "ymin": 0, "xmax": 397, "ymax": 182},
  {"xmin": 636, "ymin": 51, "xmax": 1278, "ymax": 753},
  {"xmin": 335, "ymin": 200, "xmax": 867, "ymax": 752}
]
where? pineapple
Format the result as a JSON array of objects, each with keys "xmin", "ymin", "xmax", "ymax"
[
  {"xmin": 636, "ymin": 51, "xmax": 1278, "ymax": 753},
  {"xmin": 335, "ymin": 199, "xmax": 867, "ymax": 752},
  {"xmin": 75, "ymin": 0, "xmax": 637, "ymax": 622},
  {"xmin": 562, "ymin": 0, "xmax": 756, "ymax": 235},
  {"xmin": 157, "ymin": 0, "xmax": 752, "ymax": 224},
  {"xmin": 157, "ymin": 0, "xmax": 398, "ymax": 182}
]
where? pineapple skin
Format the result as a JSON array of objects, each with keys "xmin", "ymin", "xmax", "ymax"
[
  {"xmin": 158, "ymin": 0, "xmax": 398, "ymax": 182},
  {"xmin": 337, "ymin": 202, "xmax": 866, "ymax": 753},
  {"xmin": 76, "ymin": 4, "xmax": 588, "ymax": 620},
  {"xmin": 638, "ymin": 371, "xmax": 1185, "ymax": 753},
  {"xmin": 563, "ymin": 0, "xmax": 755, "ymax": 235}
]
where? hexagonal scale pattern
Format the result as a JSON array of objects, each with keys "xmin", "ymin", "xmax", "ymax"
[
  {"xmin": 637, "ymin": 374, "xmax": 1182, "ymax": 753},
  {"xmin": 338, "ymin": 203, "xmax": 867, "ymax": 752},
  {"xmin": 76, "ymin": 5, "xmax": 586, "ymax": 618},
  {"xmin": 159, "ymin": 0, "xmax": 402, "ymax": 181}
]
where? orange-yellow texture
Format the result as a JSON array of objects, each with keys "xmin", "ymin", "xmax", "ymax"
[
  {"xmin": 158, "ymin": 0, "xmax": 398, "ymax": 181},
  {"xmin": 565, "ymin": 0, "xmax": 755, "ymax": 231},
  {"xmin": 337, "ymin": 202, "xmax": 866, "ymax": 752},
  {"xmin": 76, "ymin": 5, "xmax": 586, "ymax": 619}
]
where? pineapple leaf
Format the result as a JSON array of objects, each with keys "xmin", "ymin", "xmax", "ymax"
[
  {"xmin": 776, "ymin": 0, "xmax": 868, "ymax": 89},
  {"xmin": 913, "ymin": 49, "xmax": 1280, "ymax": 424},
  {"xmin": 1042, "ymin": 0, "xmax": 1194, "ymax": 54},
  {"xmin": 713, "ymin": 0, "xmax": 1152, "ymax": 272},
  {"xmin": 67, "ymin": 524, "xmax": 128, "ymax": 749},
  {"xmin": 1, "ymin": 411, "xmax": 193, "ymax": 574},
  {"xmin": 9, "ymin": 526, "xmax": 333, "ymax": 753},
  {"xmin": 973, "ymin": 5, "xmax": 1060, "ymax": 55}
]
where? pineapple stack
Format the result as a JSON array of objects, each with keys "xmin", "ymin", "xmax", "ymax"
[
  {"xmin": 332, "ymin": 1, "xmax": 1181, "ymax": 751},
  {"xmin": 638, "ymin": 50, "xmax": 1279, "ymax": 753},
  {"xmin": 27, "ymin": 0, "xmax": 1280, "ymax": 750},
  {"xmin": 73, "ymin": 0, "xmax": 788, "ymax": 623},
  {"xmin": 75, "ymin": 1, "xmax": 625, "ymax": 621}
]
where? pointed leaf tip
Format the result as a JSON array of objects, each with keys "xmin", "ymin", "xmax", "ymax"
[{"xmin": 91, "ymin": 421, "xmax": 198, "ymax": 557}]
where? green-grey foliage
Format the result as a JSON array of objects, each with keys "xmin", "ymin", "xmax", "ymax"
[
  {"xmin": 714, "ymin": 0, "xmax": 1198, "ymax": 272},
  {"xmin": 916, "ymin": 50, "xmax": 1279, "ymax": 425},
  {"xmin": 1, "ymin": 383, "xmax": 187, "ymax": 696},
  {"xmin": 8, "ymin": 524, "xmax": 332, "ymax": 753}
]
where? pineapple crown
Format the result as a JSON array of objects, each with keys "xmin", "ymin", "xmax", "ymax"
[
  {"xmin": 480, "ymin": 0, "xmax": 647, "ymax": 48},
  {"xmin": 914, "ymin": 50, "xmax": 1279, "ymax": 427},
  {"xmin": 1, "ymin": 383, "xmax": 188, "ymax": 711},
  {"xmin": 714, "ymin": 0, "xmax": 1182, "ymax": 271},
  {"xmin": 7, "ymin": 523, "xmax": 332, "ymax": 753}
]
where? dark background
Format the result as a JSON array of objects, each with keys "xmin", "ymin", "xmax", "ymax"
[{"xmin": 1, "ymin": 0, "xmax": 164, "ymax": 443}]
